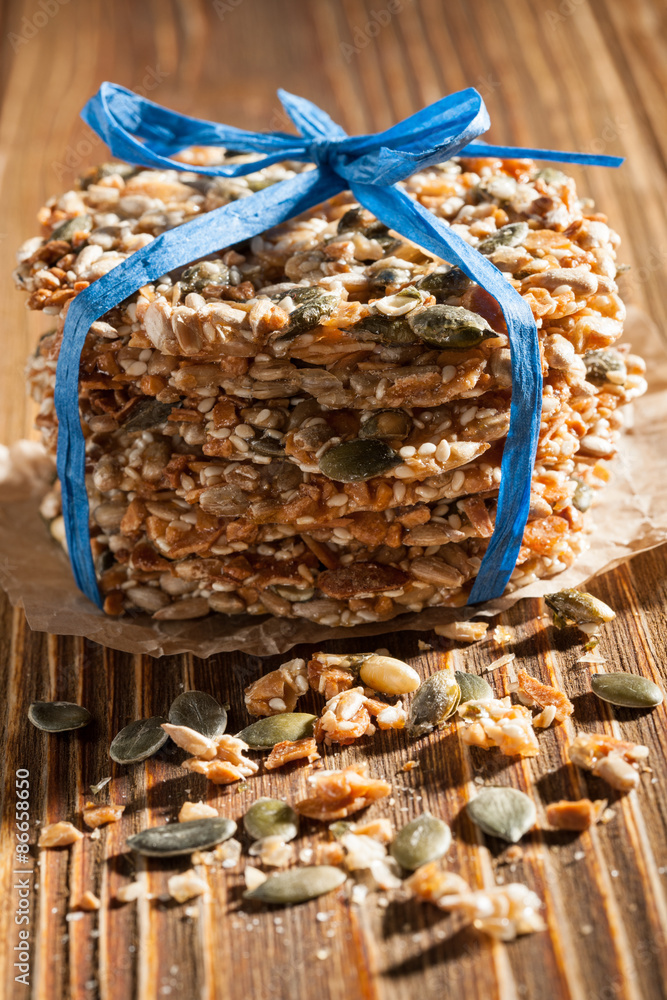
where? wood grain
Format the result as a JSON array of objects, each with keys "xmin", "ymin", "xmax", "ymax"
[{"xmin": 1, "ymin": 0, "xmax": 666, "ymax": 997}]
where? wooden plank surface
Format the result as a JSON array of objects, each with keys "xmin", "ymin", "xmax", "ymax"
[{"xmin": 0, "ymin": 1, "xmax": 666, "ymax": 998}]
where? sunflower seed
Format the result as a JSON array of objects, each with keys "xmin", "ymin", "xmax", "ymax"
[
  {"xmin": 109, "ymin": 717, "xmax": 169, "ymax": 764},
  {"xmin": 28, "ymin": 701, "xmax": 92, "ymax": 733},
  {"xmin": 319, "ymin": 439, "xmax": 400, "ymax": 482},
  {"xmin": 51, "ymin": 214, "xmax": 93, "ymax": 242},
  {"xmin": 408, "ymin": 671, "xmax": 461, "ymax": 737},
  {"xmin": 359, "ymin": 409, "xmax": 411, "ymax": 441},
  {"xmin": 127, "ymin": 817, "xmax": 236, "ymax": 857},
  {"xmin": 466, "ymin": 787, "xmax": 536, "ymax": 843},
  {"xmin": 390, "ymin": 812, "xmax": 451, "ymax": 871},
  {"xmin": 122, "ymin": 399, "xmax": 175, "ymax": 433},
  {"xmin": 180, "ymin": 259, "xmax": 230, "ymax": 293},
  {"xmin": 572, "ymin": 478, "xmax": 594, "ymax": 512},
  {"xmin": 276, "ymin": 288, "xmax": 338, "ymax": 342},
  {"xmin": 243, "ymin": 865, "xmax": 346, "ymax": 905},
  {"xmin": 591, "ymin": 673, "xmax": 664, "ymax": 709},
  {"xmin": 351, "ymin": 313, "xmax": 418, "ymax": 345},
  {"xmin": 236, "ymin": 713, "xmax": 317, "ymax": 750},
  {"xmin": 244, "ymin": 799, "xmax": 299, "ymax": 842},
  {"xmin": 250, "ymin": 434, "xmax": 286, "ymax": 457},
  {"xmin": 476, "ymin": 222, "xmax": 529, "ymax": 255},
  {"xmin": 168, "ymin": 691, "xmax": 227, "ymax": 739},
  {"xmin": 454, "ymin": 671, "xmax": 493, "ymax": 704},
  {"xmin": 408, "ymin": 304, "xmax": 497, "ymax": 349},
  {"xmin": 358, "ymin": 654, "xmax": 420, "ymax": 695},
  {"xmin": 545, "ymin": 589, "xmax": 615, "ymax": 626}
]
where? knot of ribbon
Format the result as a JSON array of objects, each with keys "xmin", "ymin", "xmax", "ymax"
[{"xmin": 56, "ymin": 82, "xmax": 622, "ymax": 610}]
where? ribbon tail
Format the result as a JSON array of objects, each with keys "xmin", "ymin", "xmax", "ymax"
[
  {"xmin": 350, "ymin": 182, "xmax": 542, "ymax": 604},
  {"xmin": 55, "ymin": 168, "xmax": 344, "ymax": 607},
  {"xmin": 461, "ymin": 142, "xmax": 623, "ymax": 168}
]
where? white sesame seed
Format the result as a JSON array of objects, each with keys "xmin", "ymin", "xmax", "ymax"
[
  {"xmin": 399, "ymin": 446, "xmax": 416, "ymax": 459},
  {"xmin": 441, "ymin": 365, "xmax": 457, "ymax": 383},
  {"xmin": 418, "ymin": 442, "xmax": 437, "ymax": 456}
]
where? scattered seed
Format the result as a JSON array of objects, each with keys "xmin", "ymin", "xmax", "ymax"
[
  {"xmin": 243, "ymin": 865, "xmax": 346, "ymax": 905},
  {"xmin": 466, "ymin": 787, "xmax": 536, "ymax": 844},
  {"xmin": 236, "ymin": 714, "xmax": 317, "ymax": 750},
  {"xmin": 319, "ymin": 439, "xmax": 400, "ymax": 483},
  {"xmin": 127, "ymin": 817, "xmax": 237, "ymax": 857},
  {"xmin": 572, "ymin": 478, "xmax": 594, "ymax": 512},
  {"xmin": 390, "ymin": 812, "xmax": 452, "ymax": 871},
  {"xmin": 545, "ymin": 589, "xmax": 615, "ymax": 627},
  {"xmin": 28, "ymin": 701, "xmax": 92, "ymax": 733},
  {"xmin": 591, "ymin": 673, "xmax": 663, "ymax": 709},
  {"xmin": 90, "ymin": 777, "xmax": 111, "ymax": 795},
  {"xmin": 109, "ymin": 717, "xmax": 169, "ymax": 764},
  {"xmin": 408, "ymin": 670, "xmax": 461, "ymax": 737},
  {"xmin": 244, "ymin": 799, "xmax": 300, "ymax": 843},
  {"xmin": 168, "ymin": 691, "xmax": 227, "ymax": 739},
  {"xmin": 454, "ymin": 671, "xmax": 493, "ymax": 704},
  {"xmin": 357, "ymin": 654, "xmax": 420, "ymax": 695}
]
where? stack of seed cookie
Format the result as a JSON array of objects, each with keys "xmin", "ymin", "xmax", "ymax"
[{"xmin": 18, "ymin": 149, "xmax": 647, "ymax": 626}]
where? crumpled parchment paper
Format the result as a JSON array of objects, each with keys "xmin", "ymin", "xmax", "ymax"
[{"xmin": 0, "ymin": 307, "xmax": 665, "ymax": 657}]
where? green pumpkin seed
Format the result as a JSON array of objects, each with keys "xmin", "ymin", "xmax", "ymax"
[
  {"xmin": 535, "ymin": 167, "xmax": 567, "ymax": 185},
  {"xmin": 591, "ymin": 673, "xmax": 664, "ymax": 709},
  {"xmin": 368, "ymin": 267, "xmax": 413, "ymax": 290},
  {"xmin": 319, "ymin": 439, "xmax": 400, "ymax": 483},
  {"xmin": 250, "ymin": 433, "xmax": 285, "ymax": 457},
  {"xmin": 466, "ymin": 787, "xmax": 536, "ymax": 843},
  {"xmin": 127, "ymin": 817, "xmax": 236, "ymax": 857},
  {"xmin": 572, "ymin": 478, "xmax": 594, "ymax": 512},
  {"xmin": 351, "ymin": 313, "xmax": 418, "ymax": 345},
  {"xmin": 51, "ymin": 214, "xmax": 93, "ymax": 242},
  {"xmin": 359, "ymin": 409, "xmax": 411, "ymax": 441},
  {"xmin": 122, "ymin": 399, "xmax": 175, "ymax": 433},
  {"xmin": 180, "ymin": 259, "xmax": 230, "ymax": 293},
  {"xmin": 276, "ymin": 287, "xmax": 338, "ymax": 342},
  {"xmin": 168, "ymin": 691, "xmax": 227, "ymax": 739},
  {"xmin": 583, "ymin": 349, "xmax": 627, "ymax": 386},
  {"xmin": 454, "ymin": 671, "xmax": 493, "ymax": 704},
  {"xmin": 109, "ymin": 717, "xmax": 169, "ymax": 764},
  {"xmin": 476, "ymin": 223, "xmax": 529, "ymax": 255},
  {"xmin": 337, "ymin": 207, "xmax": 367, "ymax": 232},
  {"xmin": 418, "ymin": 266, "xmax": 470, "ymax": 299},
  {"xmin": 545, "ymin": 589, "xmax": 615, "ymax": 626},
  {"xmin": 243, "ymin": 865, "xmax": 346, "ymax": 905},
  {"xmin": 409, "ymin": 670, "xmax": 461, "ymax": 737},
  {"xmin": 236, "ymin": 713, "xmax": 317, "ymax": 750},
  {"xmin": 244, "ymin": 799, "xmax": 299, "ymax": 842},
  {"xmin": 28, "ymin": 701, "xmax": 92, "ymax": 733},
  {"xmin": 390, "ymin": 812, "xmax": 451, "ymax": 871},
  {"xmin": 408, "ymin": 304, "xmax": 497, "ymax": 350},
  {"xmin": 329, "ymin": 821, "xmax": 353, "ymax": 840}
]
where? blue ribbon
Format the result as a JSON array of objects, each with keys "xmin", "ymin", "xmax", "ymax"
[{"xmin": 55, "ymin": 83, "xmax": 622, "ymax": 610}]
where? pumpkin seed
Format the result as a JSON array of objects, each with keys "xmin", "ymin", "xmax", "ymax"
[
  {"xmin": 572, "ymin": 478, "xmax": 594, "ymax": 512},
  {"xmin": 168, "ymin": 691, "xmax": 227, "ymax": 739},
  {"xmin": 359, "ymin": 409, "xmax": 411, "ymax": 441},
  {"xmin": 127, "ymin": 817, "xmax": 236, "ymax": 857},
  {"xmin": 122, "ymin": 399, "xmax": 175, "ymax": 433},
  {"xmin": 390, "ymin": 812, "xmax": 451, "ymax": 871},
  {"xmin": 591, "ymin": 673, "xmax": 664, "ymax": 709},
  {"xmin": 583, "ymin": 350, "xmax": 627, "ymax": 386},
  {"xmin": 50, "ymin": 214, "xmax": 92, "ymax": 242},
  {"xmin": 180, "ymin": 259, "xmax": 230, "ymax": 293},
  {"xmin": 329, "ymin": 821, "xmax": 353, "ymax": 839},
  {"xmin": 368, "ymin": 267, "xmax": 412, "ymax": 290},
  {"xmin": 243, "ymin": 865, "xmax": 346, "ymax": 905},
  {"xmin": 250, "ymin": 434, "xmax": 285, "ymax": 457},
  {"xmin": 408, "ymin": 304, "xmax": 497, "ymax": 350},
  {"xmin": 545, "ymin": 589, "xmax": 615, "ymax": 626},
  {"xmin": 244, "ymin": 799, "xmax": 299, "ymax": 842},
  {"xmin": 535, "ymin": 167, "xmax": 567, "ymax": 185},
  {"xmin": 81, "ymin": 162, "xmax": 138, "ymax": 188},
  {"xmin": 408, "ymin": 670, "xmax": 461, "ymax": 737},
  {"xmin": 275, "ymin": 287, "xmax": 338, "ymax": 342},
  {"xmin": 337, "ymin": 207, "xmax": 367, "ymax": 232},
  {"xmin": 466, "ymin": 787, "xmax": 536, "ymax": 843},
  {"xmin": 28, "ymin": 701, "xmax": 92, "ymax": 733},
  {"xmin": 319, "ymin": 439, "xmax": 400, "ymax": 483},
  {"xmin": 454, "ymin": 671, "xmax": 493, "ymax": 704},
  {"xmin": 476, "ymin": 222, "xmax": 529, "ymax": 255},
  {"xmin": 236, "ymin": 713, "xmax": 317, "ymax": 750},
  {"xmin": 351, "ymin": 313, "xmax": 418, "ymax": 345},
  {"xmin": 418, "ymin": 266, "xmax": 470, "ymax": 299},
  {"xmin": 109, "ymin": 717, "xmax": 169, "ymax": 764}
]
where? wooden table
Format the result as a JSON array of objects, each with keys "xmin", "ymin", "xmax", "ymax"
[{"xmin": 1, "ymin": 1, "xmax": 666, "ymax": 997}]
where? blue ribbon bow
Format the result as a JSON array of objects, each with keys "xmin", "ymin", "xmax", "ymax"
[{"xmin": 55, "ymin": 83, "xmax": 622, "ymax": 610}]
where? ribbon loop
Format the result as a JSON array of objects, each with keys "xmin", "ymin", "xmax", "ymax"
[{"xmin": 56, "ymin": 82, "xmax": 623, "ymax": 612}]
